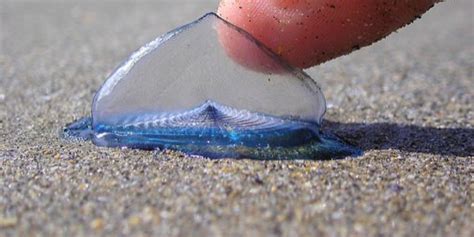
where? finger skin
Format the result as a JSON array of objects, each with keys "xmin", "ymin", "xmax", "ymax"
[{"xmin": 218, "ymin": 0, "xmax": 439, "ymax": 69}]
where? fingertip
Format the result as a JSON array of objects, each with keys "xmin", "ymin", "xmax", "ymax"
[
  {"xmin": 218, "ymin": 0, "xmax": 439, "ymax": 70},
  {"xmin": 217, "ymin": 0, "xmax": 287, "ymax": 73}
]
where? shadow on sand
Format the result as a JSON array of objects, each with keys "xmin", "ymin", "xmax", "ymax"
[{"xmin": 323, "ymin": 120, "xmax": 474, "ymax": 157}]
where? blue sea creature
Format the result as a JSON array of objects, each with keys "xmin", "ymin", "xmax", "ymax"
[{"xmin": 63, "ymin": 13, "xmax": 361, "ymax": 159}]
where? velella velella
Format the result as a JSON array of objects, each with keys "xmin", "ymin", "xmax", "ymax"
[{"xmin": 63, "ymin": 12, "xmax": 361, "ymax": 160}]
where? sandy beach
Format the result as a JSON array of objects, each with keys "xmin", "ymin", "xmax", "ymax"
[{"xmin": 1, "ymin": 0, "xmax": 472, "ymax": 236}]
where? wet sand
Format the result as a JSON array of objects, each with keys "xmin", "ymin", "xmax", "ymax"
[{"xmin": 1, "ymin": 0, "xmax": 472, "ymax": 236}]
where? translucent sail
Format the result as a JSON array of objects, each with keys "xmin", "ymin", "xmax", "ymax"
[
  {"xmin": 93, "ymin": 13, "xmax": 325, "ymax": 127},
  {"xmin": 64, "ymin": 13, "xmax": 361, "ymax": 159}
]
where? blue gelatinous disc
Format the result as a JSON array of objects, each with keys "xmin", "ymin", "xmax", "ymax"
[
  {"xmin": 93, "ymin": 100, "xmax": 319, "ymax": 148},
  {"xmin": 63, "ymin": 13, "xmax": 362, "ymax": 160}
]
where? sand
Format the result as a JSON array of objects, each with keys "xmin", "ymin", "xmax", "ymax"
[{"xmin": 0, "ymin": 0, "xmax": 472, "ymax": 236}]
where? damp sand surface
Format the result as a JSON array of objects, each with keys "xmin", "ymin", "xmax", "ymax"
[{"xmin": 1, "ymin": 0, "xmax": 473, "ymax": 236}]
